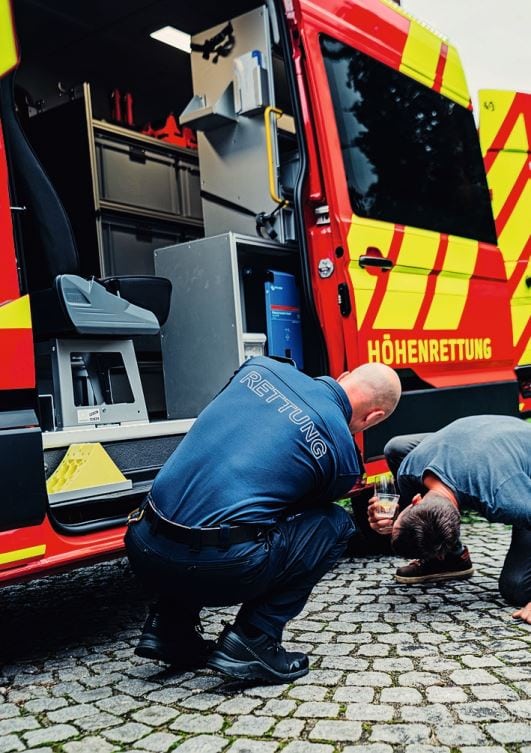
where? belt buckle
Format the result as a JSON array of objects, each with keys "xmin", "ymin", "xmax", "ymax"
[{"xmin": 127, "ymin": 507, "xmax": 145, "ymax": 525}]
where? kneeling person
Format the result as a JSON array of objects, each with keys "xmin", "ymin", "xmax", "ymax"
[
  {"xmin": 126, "ymin": 356, "xmax": 400, "ymax": 683},
  {"xmin": 368, "ymin": 415, "xmax": 531, "ymax": 623}
]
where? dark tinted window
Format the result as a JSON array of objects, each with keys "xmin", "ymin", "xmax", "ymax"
[{"xmin": 320, "ymin": 36, "xmax": 497, "ymax": 244}]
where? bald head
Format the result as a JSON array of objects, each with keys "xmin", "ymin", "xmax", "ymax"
[{"xmin": 337, "ymin": 363, "xmax": 401, "ymax": 434}]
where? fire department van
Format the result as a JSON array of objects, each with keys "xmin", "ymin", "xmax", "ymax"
[{"xmin": 0, "ymin": 0, "xmax": 529, "ymax": 583}]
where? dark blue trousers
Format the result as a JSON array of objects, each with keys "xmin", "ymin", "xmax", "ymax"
[{"xmin": 125, "ymin": 503, "xmax": 355, "ymax": 641}]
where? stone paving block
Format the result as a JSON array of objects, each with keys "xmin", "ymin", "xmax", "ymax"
[
  {"xmin": 216, "ymin": 697, "xmax": 263, "ymax": 714},
  {"xmin": 24, "ymin": 724, "xmax": 79, "ymax": 747},
  {"xmin": 343, "ymin": 746, "xmax": 393, "ymax": 753},
  {"xmin": 0, "ymin": 704, "xmax": 19, "ymax": 720},
  {"xmin": 257, "ymin": 699, "xmax": 297, "ymax": 717},
  {"xmin": 436, "ymin": 724, "xmax": 488, "ymax": 745},
  {"xmin": 399, "ymin": 703, "xmax": 453, "ymax": 725},
  {"xmin": 425, "ymin": 685, "xmax": 467, "ymax": 703},
  {"xmin": 47, "ymin": 702, "xmax": 98, "ymax": 723},
  {"xmin": 345, "ymin": 672, "xmax": 392, "ymax": 687},
  {"xmin": 459, "ymin": 748, "xmax": 507, "ymax": 753},
  {"xmin": 282, "ymin": 742, "xmax": 334, "ymax": 753},
  {"xmin": 504, "ymin": 700, "xmax": 531, "ymax": 718},
  {"xmin": 461, "ymin": 654, "xmax": 504, "ymax": 668},
  {"xmin": 75, "ymin": 711, "xmax": 123, "ymax": 732},
  {"xmin": 450, "ymin": 669, "xmax": 499, "ymax": 684},
  {"xmin": 293, "ymin": 702, "xmax": 339, "ymax": 718},
  {"xmin": 380, "ymin": 687, "xmax": 422, "ymax": 704},
  {"xmin": 62, "ymin": 737, "xmax": 116, "ymax": 753},
  {"xmin": 103, "ymin": 721, "xmax": 152, "ymax": 743},
  {"xmin": 485, "ymin": 722, "xmax": 531, "ymax": 743},
  {"xmin": 0, "ymin": 735, "xmax": 25, "ymax": 753},
  {"xmin": 225, "ymin": 715, "xmax": 275, "ymax": 736},
  {"xmin": 133, "ymin": 731, "xmax": 182, "ymax": 751},
  {"xmin": 171, "ymin": 713, "xmax": 224, "ymax": 734},
  {"xmin": 345, "ymin": 703, "xmax": 394, "ymax": 721},
  {"xmin": 373, "ymin": 658, "xmax": 414, "ymax": 672},
  {"xmin": 309, "ymin": 719, "xmax": 362, "ymax": 741},
  {"xmin": 289, "ymin": 686, "xmax": 329, "ymax": 702},
  {"xmin": 179, "ymin": 693, "xmax": 224, "ymax": 710},
  {"xmin": 469, "ymin": 684, "xmax": 519, "ymax": 701},
  {"xmin": 173, "ymin": 735, "xmax": 229, "ymax": 753},
  {"xmin": 293, "ymin": 670, "xmax": 343, "ymax": 686},
  {"xmin": 131, "ymin": 704, "xmax": 178, "ymax": 726},
  {"xmin": 370, "ymin": 723, "xmax": 431, "ymax": 744},
  {"xmin": 226, "ymin": 741, "xmax": 279, "ymax": 753},
  {"xmin": 455, "ymin": 701, "xmax": 510, "ymax": 722},
  {"xmin": 271, "ymin": 719, "xmax": 305, "ymax": 738},
  {"xmin": 332, "ymin": 686, "xmax": 375, "ymax": 703},
  {"xmin": 398, "ymin": 671, "xmax": 442, "ymax": 687}
]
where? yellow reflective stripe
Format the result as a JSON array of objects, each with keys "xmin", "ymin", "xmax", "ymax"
[
  {"xmin": 424, "ymin": 237, "xmax": 478, "ymax": 330},
  {"xmin": 399, "ymin": 21, "xmax": 440, "ymax": 89},
  {"xmin": 479, "ymin": 90, "xmax": 515, "ymax": 155},
  {"xmin": 510, "ymin": 259, "xmax": 531, "ymax": 350},
  {"xmin": 0, "ymin": 0, "xmax": 18, "ymax": 77},
  {"xmin": 347, "ymin": 218, "xmax": 395, "ymax": 328},
  {"xmin": 373, "ymin": 228, "xmax": 440, "ymax": 330},
  {"xmin": 0, "ymin": 544, "xmax": 46, "ymax": 566},
  {"xmin": 498, "ymin": 178, "xmax": 531, "ymax": 275},
  {"xmin": 0, "ymin": 295, "xmax": 32, "ymax": 329},
  {"xmin": 487, "ymin": 151, "xmax": 527, "ymax": 220},
  {"xmin": 440, "ymin": 45, "xmax": 470, "ymax": 108}
]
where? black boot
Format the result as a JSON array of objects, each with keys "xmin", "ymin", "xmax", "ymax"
[
  {"xmin": 135, "ymin": 608, "xmax": 215, "ymax": 669},
  {"xmin": 207, "ymin": 624, "xmax": 309, "ymax": 683}
]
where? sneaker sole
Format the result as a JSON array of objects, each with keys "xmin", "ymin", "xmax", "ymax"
[
  {"xmin": 207, "ymin": 650, "xmax": 309, "ymax": 684},
  {"xmin": 395, "ymin": 567, "xmax": 474, "ymax": 584}
]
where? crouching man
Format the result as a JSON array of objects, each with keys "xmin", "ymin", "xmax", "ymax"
[
  {"xmin": 368, "ymin": 415, "xmax": 531, "ymax": 623},
  {"xmin": 126, "ymin": 356, "xmax": 401, "ymax": 683}
]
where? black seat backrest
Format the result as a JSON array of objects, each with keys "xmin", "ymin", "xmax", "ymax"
[{"xmin": 0, "ymin": 72, "xmax": 80, "ymax": 290}]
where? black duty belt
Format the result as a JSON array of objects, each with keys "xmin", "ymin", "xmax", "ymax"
[{"xmin": 128, "ymin": 499, "xmax": 267, "ymax": 549}]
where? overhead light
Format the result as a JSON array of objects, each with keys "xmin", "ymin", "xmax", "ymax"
[{"xmin": 150, "ymin": 26, "xmax": 191, "ymax": 53}]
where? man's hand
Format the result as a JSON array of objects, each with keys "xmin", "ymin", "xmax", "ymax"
[
  {"xmin": 512, "ymin": 601, "xmax": 531, "ymax": 624},
  {"xmin": 367, "ymin": 496, "xmax": 394, "ymax": 536}
]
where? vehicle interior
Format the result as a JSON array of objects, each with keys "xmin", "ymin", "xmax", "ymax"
[{"xmin": 3, "ymin": 0, "xmax": 328, "ymax": 530}]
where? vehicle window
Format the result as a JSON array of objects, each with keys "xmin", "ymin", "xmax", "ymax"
[{"xmin": 320, "ymin": 35, "xmax": 497, "ymax": 244}]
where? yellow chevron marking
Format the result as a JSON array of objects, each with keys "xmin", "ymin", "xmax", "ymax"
[
  {"xmin": 479, "ymin": 90, "xmax": 516, "ymax": 155},
  {"xmin": 487, "ymin": 151, "xmax": 527, "ymax": 220},
  {"xmin": 373, "ymin": 228, "xmax": 440, "ymax": 330},
  {"xmin": 0, "ymin": 0, "xmax": 17, "ymax": 77},
  {"xmin": 497, "ymin": 178, "xmax": 531, "ymax": 275},
  {"xmin": 0, "ymin": 545, "xmax": 46, "ymax": 566},
  {"xmin": 347, "ymin": 218, "xmax": 395, "ymax": 328},
  {"xmin": 510, "ymin": 258, "xmax": 531, "ymax": 351},
  {"xmin": 399, "ymin": 21, "xmax": 440, "ymax": 89},
  {"xmin": 440, "ymin": 45, "xmax": 470, "ymax": 108},
  {"xmin": 424, "ymin": 236, "xmax": 478, "ymax": 330},
  {"xmin": 0, "ymin": 295, "xmax": 32, "ymax": 329}
]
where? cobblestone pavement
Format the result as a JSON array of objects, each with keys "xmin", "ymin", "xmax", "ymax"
[{"xmin": 1, "ymin": 520, "xmax": 531, "ymax": 753}]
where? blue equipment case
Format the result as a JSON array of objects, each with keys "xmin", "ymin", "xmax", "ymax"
[{"xmin": 264, "ymin": 270, "xmax": 304, "ymax": 368}]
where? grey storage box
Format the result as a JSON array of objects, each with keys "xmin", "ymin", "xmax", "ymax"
[
  {"xmin": 177, "ymin": 160, "xmax": 203, "ymax": 220},
  {"xmin": 95, "ymin": 134, "xmax": 181, "ymax": 215},
  {"xmin": 100, "ymin": 215, "xmax": 201, "ymax": 276}
]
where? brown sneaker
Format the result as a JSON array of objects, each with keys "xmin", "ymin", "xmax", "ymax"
[{"xmin": 395, "ymin": 546, "xmax": 474, "ymax": 584}]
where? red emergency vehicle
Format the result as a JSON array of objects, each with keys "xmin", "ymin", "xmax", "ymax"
[{"xmin": 0, "ymin": 0, "xmax": 528, "ymax": 583}]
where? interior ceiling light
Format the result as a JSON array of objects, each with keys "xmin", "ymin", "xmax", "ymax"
[{"xmin": 150, "ymin": 26, "xmax": 191, "ymax": 53}]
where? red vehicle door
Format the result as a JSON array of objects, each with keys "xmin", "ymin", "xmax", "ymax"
[{"xmin": 283, "ymin": 0, "xmax": 519, "ymax": 455}]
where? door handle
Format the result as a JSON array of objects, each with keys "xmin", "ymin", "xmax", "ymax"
[{"xmin": 358, "ymin": 255, "xmax": 394, "ymax": 270}]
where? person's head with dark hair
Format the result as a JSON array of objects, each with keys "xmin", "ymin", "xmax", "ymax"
[{"xmin": 390, "ymin": 491, "xmax": 461, "ymax": 560}]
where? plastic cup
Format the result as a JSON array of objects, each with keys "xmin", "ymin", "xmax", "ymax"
[{"xmin": 374, "ymin": 494, "xmax": 400, "ymax": 520}]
